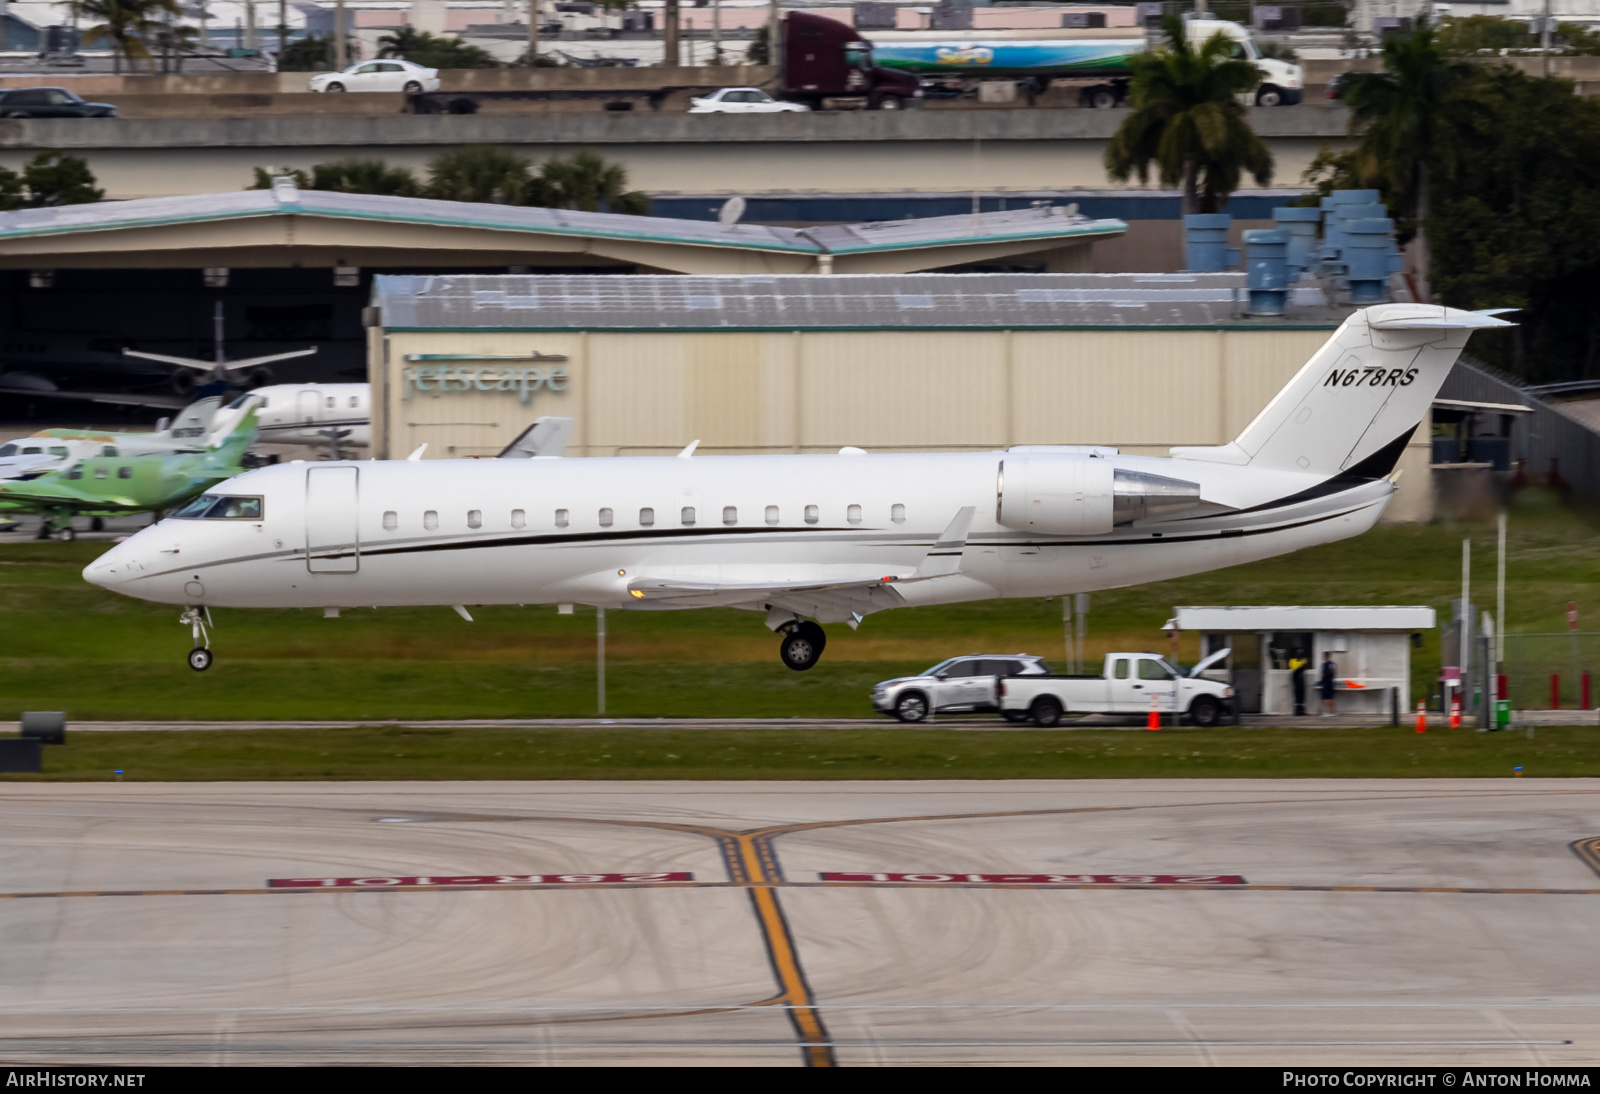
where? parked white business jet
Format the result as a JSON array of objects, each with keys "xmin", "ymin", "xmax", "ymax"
[
  {"xmin": 85, "ymin": 305, "xmax": 1508, "ymax": 673},
  {"xmin": 228, "ymin": 383, "xmax": 370, "ymax": 453}
]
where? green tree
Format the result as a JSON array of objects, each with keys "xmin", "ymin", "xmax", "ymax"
[
  {"xmin": 528, "ymin": 150, "xmax": 648, "ymax": 214},
  {"xmin": 279, "ymin": 34, "xmax": 342, "ymax": 71},
  {"xmin": 1427, "ymin": 67, "xmax": 1600, "ymax": 381},
  {"xmin": 1557, "ymin": 22, "xmax": 1600, "ymax": 56},
  {"xmin": 248, "ymin": 159, "xmax": 420, "ymax": 196},
  {"xmin": 1336, "ymin": 16, "xmax": 1474, "ymax": 293},
  {"xmin": 1437, "ymin": 15, "xmax": 1533, "ymax": 54},
  {"xmin": 78, "ymin": 0, "xmax": 182, "ymax": 74},
  {"xmin": 0, "ymin": 152, "xmax": 105, "ymax": 210},
  {"xmin": 1103, "ymin": 15, "xmax": 1271, "ymax": 215},
  {"xmin": 746, "ymin": 25, "xmax": 769, "ymax": 66},
  {"xmin": 426, "ymin": 145, "xmax": 532, "ymax": 204},
  {"xmin": 378, "ymin": 27, "xmax": 499, "ymax": 69}
]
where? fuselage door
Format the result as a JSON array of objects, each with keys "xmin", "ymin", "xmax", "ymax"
[
  {"xmin": 297, "ymin": 389, "xmax": 318, "ymax": 424},
  {"xmin": 305, "ymin": 465, "xmax": 358, "ymax": 574}
]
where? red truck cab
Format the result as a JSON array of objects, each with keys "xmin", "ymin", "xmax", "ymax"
[{"xmin": 781, "ymin": 12, "xmax": 922, "ymax": 110}]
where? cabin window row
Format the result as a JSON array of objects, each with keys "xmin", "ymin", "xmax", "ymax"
[{"xmin": 380, "ymin": 504, "xmax": 909, "ymax": 532}]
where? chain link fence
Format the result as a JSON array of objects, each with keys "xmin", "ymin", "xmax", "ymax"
[{"xmin": 1500, "ymin": 633, "xmax": 1600, "ymax": 710}]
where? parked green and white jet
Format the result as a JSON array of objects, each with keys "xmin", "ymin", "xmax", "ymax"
[{"xmin": 0, "ymin": 403, "xmax": 260, "ymax": 540}]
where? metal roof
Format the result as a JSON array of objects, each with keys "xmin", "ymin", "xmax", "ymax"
[
  {"xmin": 0, "ymin": 182, "xmax": 1125, "ymax": 258},
  {"xmin": 373, "ymin": 272, "xmax": 1346, "ymax": 331},
  {"xmin": 1172, "ymin": 606, "xmax": 1437, "ymax": 632}
]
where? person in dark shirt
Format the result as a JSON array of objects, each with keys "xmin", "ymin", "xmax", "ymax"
[
  {"xmin": 1319, "ymin": 652, "xmax": 1338, "ymax": 716},
  {"xmin": 1289, "ymin": 651, "xmax": 1309, "ymax": 716}
]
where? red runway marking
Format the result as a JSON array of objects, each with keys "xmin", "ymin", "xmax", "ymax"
[
  {"xmin": 268, "ymin": 872, "xmax": 692, "ymax": 888},
  {"xmin": 818, "ymin": 872, "xmax": 1247, "ymax": 885}
]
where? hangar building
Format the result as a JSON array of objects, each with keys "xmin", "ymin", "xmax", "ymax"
[{"xmin": 365, "ymin": 272, "xmax": 1434, "ymax": 523}]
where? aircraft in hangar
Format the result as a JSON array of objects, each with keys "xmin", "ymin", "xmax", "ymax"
[{"xmin": 84, "ymin": 304, "xmax": 1510, "ymax": 672}]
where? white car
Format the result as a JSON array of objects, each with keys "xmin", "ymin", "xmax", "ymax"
[
  {"xmin": 309, "ymin": 59, "xmax": 441, "ymax": 94},
  {"xmin": 688, "ymin": 87, "xmax": 809, "ymax": 114},
  {"xmin": 871, "ymin": 654, "xmax": 1052, "ymax": 723}
]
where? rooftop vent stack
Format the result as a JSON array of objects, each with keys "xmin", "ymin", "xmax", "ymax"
[
  {"xmin": 1182, "ymin": 213, "xmax": 1238, "ymax": 273},
  {"xmin": 1271, "ymin": 206, "xmax": 1321, "ymax": 280},
  {"xmin": 1343, "ymin": 217, "xmax": 1403, "ymax": 304},
  {"xmin": 1243, "ymin": 228, "xmax": 1291, "ymax": 316},
  {"xmin": 1318, "ymin": 189, "xmax": 1381, "ymax": 273}
]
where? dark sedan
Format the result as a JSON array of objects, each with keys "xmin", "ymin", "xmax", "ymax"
[{"xmin": 0, "ymin": 87, "xmax": 118, "ymax": 118}]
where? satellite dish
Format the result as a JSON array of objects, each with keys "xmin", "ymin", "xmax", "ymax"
[{"xmin": 717, "ymin": 196, "xmax": 747, "ymax": 226}]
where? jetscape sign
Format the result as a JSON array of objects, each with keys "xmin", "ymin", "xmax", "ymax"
[{"xmin": 402, "ymin": 354, "xmax": 570, "ymax": 405}]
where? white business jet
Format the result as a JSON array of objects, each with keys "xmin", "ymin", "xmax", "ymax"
[{"xmin": 84, "ymin": 304, "xmax": 1508, "ymax": 674}]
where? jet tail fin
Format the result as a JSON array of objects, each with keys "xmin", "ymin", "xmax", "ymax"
[
  {"xmin": 1171, "ymin": 305, "xmax": 1513, "ymax": 478},
  {"xmin": 161, "ymin": 396, "xmax": 224, "ymax": 445},
  {"xmin": 202, "ymin": 405, "xmax": 260, "ymax": 471}
]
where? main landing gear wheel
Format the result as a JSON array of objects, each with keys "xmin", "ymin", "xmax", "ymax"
[
  {"xmin": 779, "ymin": 621, "xmax": 826, "ymax": 671},
  {"xmin": 187, "ymin": 647, "xmax": 213, "ymax": 672}
]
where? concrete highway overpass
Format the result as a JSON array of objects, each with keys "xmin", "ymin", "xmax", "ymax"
[{"xmin": 0, "ymin": 107, "xmax": 1355, "ymax": 204}]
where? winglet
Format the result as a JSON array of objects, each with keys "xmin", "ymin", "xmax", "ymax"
[
  {"xmin": 406, "ymin": 444, "xmax": 428, "ymax": 461},
  {"xmin": 915, "ymin": 506, "xmax": 975, "ymax": 578},
  {"xmin": 677, "ymin": 440, "xmax": 700, "ymax": 458}
]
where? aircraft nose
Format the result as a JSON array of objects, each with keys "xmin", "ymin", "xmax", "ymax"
[{"xmin": 83, "ymin": 540, "xmax": 138, "ymax": 589}]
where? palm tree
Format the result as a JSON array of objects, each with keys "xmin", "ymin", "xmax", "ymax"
[
  {"xmin": 1336, "ymin": 16, "xmax": 1474, "ymax": 297},
  {"xmin": 529, "ymin": 150, "xmax": 648, "ymax": 214},
  {"xmin": 1104, "ymin": 15, "xmax": 1272, "ymax": 215},
  {"xmin": 79, "ymin": 0, "xmax": 181, "ymax": 74},
  {"xmin": 426, "ymin": 145, "xmax": 533, "ymax": 205}
]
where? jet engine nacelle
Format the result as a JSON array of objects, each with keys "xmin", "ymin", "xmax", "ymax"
[{"xmin": 997, "ymin": 457, "xmax": 1203, "ymax": 535}]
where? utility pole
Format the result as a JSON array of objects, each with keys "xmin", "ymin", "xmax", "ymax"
[
  {"xmin": 1460, "ymin": 538, "xmax": 1471, "ymax": 720},
  {"xmin": 596, "ymin": 607, "xmax": 607, "ymax": 716},
  {"xmin": 711, "ymin": 0, "xmax": 721, "ymax": 65},
  {"xmin": 1075, "ymin": 593, "xmax": 1089, "ymax": 675},
  {"xmin": 334, "ymin": 0, "xmax": 347, "ymax": 68},
  {"xmin": 527, "ymin": 0, "xmax": 538, "ymax": 67},
  {"xmin": 767, "ymin": 0, "xmax": 779, "ymax": 68},
  {"xmin": 664, "ymin": 0, "xmax": 680, "ymax": 66},
  {"xmin": 1542, "ymin": 0, "xmax": 1553, "ymax": 78},
  {"xmin": 1496, "ymin": 511, "xmax": 1506, "ymax": 668},
  {"xmin": 278, "ymin": 0, "xmax": 287, "ymax": 59},
  {"xmin": 1062, "ymin": 596, "xmax": 1073, "ymax": 674}
]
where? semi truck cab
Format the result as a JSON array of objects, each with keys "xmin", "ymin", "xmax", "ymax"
[{"xmin": 782, "ymin": 12, "xmax": 923, "ymax": 110}]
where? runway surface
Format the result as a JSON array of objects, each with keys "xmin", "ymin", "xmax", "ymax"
[{"xmin": 2, "ymin": 779, "xmax": 1599, "ymax": 1066}]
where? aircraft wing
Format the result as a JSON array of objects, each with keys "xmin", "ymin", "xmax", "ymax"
[
  {"xmin": 626, "ymin": 572, "xmax": 911, "ymax": 623},
  {"xmin": 0, "ymin": 386, "xmax": 190, "ymax": 410},
  {"xmin": 622, "ymin": 508, "xmax": 979, "ymax": 624}
]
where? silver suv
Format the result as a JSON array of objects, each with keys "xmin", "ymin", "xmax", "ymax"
[{"xmin": 871, "ymin": 654, "xmax": 1052, "ymax": 723}]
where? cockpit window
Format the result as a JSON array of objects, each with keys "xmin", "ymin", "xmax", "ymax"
[{"xmin": 173, "ymin": 494, "xmax": 264, "ymax": 520}]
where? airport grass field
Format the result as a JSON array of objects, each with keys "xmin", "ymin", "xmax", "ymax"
[{"xmin": 2, "ymin": 488, "xmax": 1598, "ymax": 778}]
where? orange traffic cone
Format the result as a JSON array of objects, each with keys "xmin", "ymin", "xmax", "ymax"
[
  {"xmin": 1147, "ymin": 693, "xmax": 1160, "ymax": 731},
  {"xmin": 1414, "ymin": 701, "xmax": 1427, "ymax": 734},
  {"xmin": 1449, "ymin": 697, "xmax": 1461, "ymax": 729}
]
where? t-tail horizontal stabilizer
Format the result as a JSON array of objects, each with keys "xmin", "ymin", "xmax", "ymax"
[{"xmin": 1171, "ymin": 304, "xmax": 1514, "ymax": 479}]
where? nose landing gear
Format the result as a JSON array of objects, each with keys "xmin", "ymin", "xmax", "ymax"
[
  {"xmin": 180, "ymin": 606, "xmax": 213, "ymax": 671},
  {"xmin": 779, "ymin": 620, "xmax": 827, "ymax": 671}
]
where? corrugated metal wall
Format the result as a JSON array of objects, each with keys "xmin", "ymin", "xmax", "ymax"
[
  {"xmin": 1442, "ymin": 357, "xmax": 1600, "ymax": 508},
  {"xmin": 373, "ymin": 326, "xmax": 1434, "ymax": 520}
]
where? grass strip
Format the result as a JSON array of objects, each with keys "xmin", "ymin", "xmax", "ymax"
[{"xmin": 7, "ymin": 725, "xmax": 1597, "ymax": 781}]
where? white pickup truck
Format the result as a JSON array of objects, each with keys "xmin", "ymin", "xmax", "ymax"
[{"xmin": 998, "ymin": 651, "xmax": 1234, "ymax": 727}]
